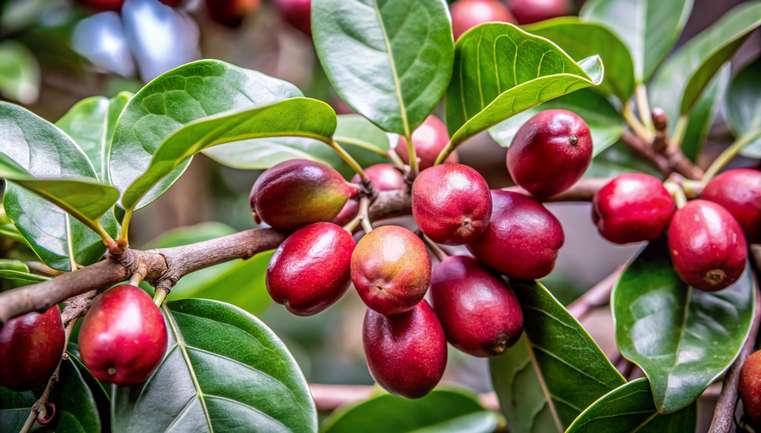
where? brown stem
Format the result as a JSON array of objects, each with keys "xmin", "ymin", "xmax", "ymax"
[
  {"xmin": 502, "ymin": 177, "xmax": 609, "ymax": 201},
  {"xmin": 621, "ymin": 130, "xmax": 704, "ymax": 180},
  {"xmin": 567, "ymin": 267, "xmax": 624, "ymax": 321}
]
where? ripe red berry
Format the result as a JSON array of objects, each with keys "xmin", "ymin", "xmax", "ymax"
[
  {"xmin": 76, "ymin": 0, "xmax": 124, "ymax": 11},
  {"xmin": 412, "ymin": 163, "xmax": 492, "ymax": 245},
  {"xmin": 395, "ymin": 115, "xmax": 458, "ymax": 170},
  {"xmin": 508, "ymin": 0, "xmax": 569, "ymax": 24},
  {"xmin": 702, "ymin": 168, "xmax": 761, "ymax": 243},
  {"xmin": 668, "ymin": 200, "xmax": 747, "ymax": 292},
  {"xmin": 741, "ymin": 350, "xmax": 761, "ymax": 427},
  {"xmin": 206, "ymin": 0, "xmax": 260, "ymax": 27},
  {"xmin": 275, "ymin": 0, "xmax": 312, "ymax": 35},
  {"xmin": 507, "ymin": 109, "xmax": 593, "ymax": 198},
  {"xmin": 267, "ymin": 222, "xmax": 355, "ymax": 315},
  {"xmin": 351, "ymin": 225, "xmax": 431, "ymax": 315},
  {"xmin": 468, "ymin": 190, "xmax": 564, "ymax": 279},
  {"xmin": 334, "ymin": 163, "xmax": 406, "ymax": 226},
  {"xmin": 430, "ymin": 255, "xmax": 523, "ymax": 357},
  {"xmin": 450, "ymin": 0, "xmax": 516, "ymax": 39},
  {"xmin": 250, "ymin": 159, "xmax": 353, "ymax": 232},
  {"xmin": 592, "ymin": 173, "xmax": 676, "ymax": 244},
  {"xmin": 363, "ymin": 301, "xmax": 446, "ymax": 398},
  {"xmin": 0, "ymin": 306, "xmax": 64, "ymax": 391},
  {"xmin": 79, "ymin": 285, "xmax": 167, "ymax": 385}
]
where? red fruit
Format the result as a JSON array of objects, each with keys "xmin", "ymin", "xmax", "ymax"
[
  {"xmin": 79, "ymin": 285, "xmax": 167, "ymax": 385},
  {"xmin": 334, "ymin": 163, "xmax": 406, "ymax": 226},
  {"xmin": 507, "ymin": 109, "xmax": 593, "ymax": 198},
  {"xmin": 509, "ymin": 0, "xmax": 569, "ymax": 24},
  {"xmin": 76, "ymin": 0, "xmax": 123, "ymax": 10},
  {"xmin": 0, "ymin": 306, "xmax": 64, "ymax": 391},
  {"xmin": 412, "ymin": 163, "xmax": 492, "ymax": 245},
  {"xmin": 351, "ymin": 226, "xmax": 431, "ymax": 315},
  {"xmin": 592, "ymin": 173, "xmax": 676, "ymax": 244},
  {"xmin": 275, "ymin": 0, "xmax": 311, "ymax": 35},
  {"xmin": 702, "ymin": 168, "xmax": 761, "ymax": 243},
  {"xmin": 668, "ymin": 200, "xmax": 747, "ymax": 291},
  {"xmin": 206, "ymin": 0, "xmax": 260, "ymax": 27},
  {"xmin": 431, "ymin": 256, "xmax": 523, "ymax": 357},
  {"xmin": 250, "ymin": 159, "xmax": 353, "ymax": 232},
  {"xmin": 363, "ymin": 301, "xmax": 446, "ymax": 398},
  {"xmin": 741, "ymin": 350, "xmax": 761, "ymax": 427},
  {"xmin": 468, "ymin": 190, "xmax": 564, "ymax": 279},
  {"xmin": 395, "ymin": 115, "xmax": 458, "ymax": 170},
  {"xmin": 451, "ymin": 0, "xmax": 516, "ymax": 39},
  {"xmin": 267, "ymin": 222, "xmax": 355, "ymax": 315}
]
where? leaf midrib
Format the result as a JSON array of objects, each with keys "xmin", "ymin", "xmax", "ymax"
[{"xmin": 524, "ymin": 337, "xmax": 563, "ymax": 433}]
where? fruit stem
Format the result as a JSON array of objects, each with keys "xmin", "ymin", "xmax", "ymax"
[
  {"xmin": 702, "ymin": 129, "xmax": 761, "ymax": 183},
  {"xmin": 118, "ymin": 209, "xmax": 134, "ymax": 244},
  {"xmin": 433, "ymin": 141, "xmax": 455, "ymax": 166},
  {"xmin": 668, "ymin": 114, "xmax": 689, "ymax": 153},
  {"xmin": 623, "ymin": 102, "xmax": 654, "ymax": 143},
  {"xmin": 419, "ymin": 233, "xmax": 448, "ymax": 262},
  {"xmin": 635, "ymin": 84, "xmax": 654, "ymax": 131},
  {"xmin": 358, "ymin": 196, "xmax": 373, "ymax": 233},
  {"xmin": 665, "ymin": 181, "xmax": 687, "ymax": 208},
  {"xmin": 128, "ymin": 264, "xmax": 147, "ymax": 287},
  {"xmin": 329, "ymin": 139, "xmax": 367, "ymax": 181},
  {"xmin": 153, "ymin": 286, "xmax": 169, "ymax": 307},
  {"xmin": 387, "ymin": 149, "xmax": 406, "ymax": 170},
  {"xmin": 92, "ymin": 221, "xmax": 118, "ymax": 250},
  {"xmin": 404, "ymin": 132, "xmax": 419, "ymax": 176}
]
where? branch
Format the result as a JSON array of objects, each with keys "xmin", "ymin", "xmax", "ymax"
[
  {"xmin": 567, "ymin": 266, "xmax": 624, "ymax": 321},
  {"xmin": 621, "ymin": 122, "xmax": 704, "ymax": 180}
]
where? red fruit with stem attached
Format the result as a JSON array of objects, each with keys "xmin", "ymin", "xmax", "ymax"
[
  {"xmin": 275, "ymin": 0, "xmax": 311, "ymax": 35},
  {"xmin": 267, "ymin": 222, "xmax": 355, "ymax": 315},
  {"xmin": 668, "ymin": 200, "xmax": 747, "ymax": 292},
  {"xmin": 395, "ymin": 115, "xmax": 458, "ymax": 169},
  {"xmin": 363, "ymin": 301, "xmax": 446, "ymax": 398},
  {"xmin": 592, "ymin": 173, "xmax": 676, "ymax": 244},
  {"xmin": 351, "ymin": 225, "xmax": 431, "ymax": 315},
  {"xmin": 741, "ymin": 350, "xmax": 761, "ymax": 427},
  {"xmin": 206, "ymin": 0, "xmax": 260, "ymax": 27},
  {"xmin": 507, "ymin": 109, "xmax": 593, "ymax": 198},
  {"xmin": 76, "ymin": 0, "xmax": 123, "ymax": 10},
  {"xmin": 334, "ymin": 163, "xmax": 406, "ymax": 226},
  {"xmin": 702, "ymin": 168, "xmax": 761, "ymax": 243},
  {"xmin": 250, "ymin": 159, "xmax": 353, "ymax": 232},
  {"xmin": 468, "ymin": 190, "xmax": 564, "ymax": 279},
  {"xmin": 450, "ymin": 0, "xmax": 516, "ymax": 39},
  {"xmin": 79, "ymin": 285, "xmax": 167, "ymax": 385},
  {"xmin": 509, "ymin": 0, "xmax": 570, "ymax": 24},
  {"xmin": 412, "ymin": 163, "xmax": 492, "ymax": 245},
  {"xmin": 430, "ymin": 255, "xmax": 523, "ymax": 357},
  {"xmin": 0, "ymin": 306, "xmax": 64, "ymax": 391}
]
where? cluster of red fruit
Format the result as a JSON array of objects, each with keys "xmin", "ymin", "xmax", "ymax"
[{"xmin": 450, "ymin": 0, "xmax": 571, "ymax": 39}]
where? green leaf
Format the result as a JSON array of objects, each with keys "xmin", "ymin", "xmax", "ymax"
[
  {"xmin": 112, "ymin": 298, "xmax": 316, "ymax": 433},
  {"xmin": 0, "ymin": 102, "xmax": 119, "ymax": 270},
  {"xmin": 613, "ymin": 239, "xmax": 755, "ymax": 413},
  {"xmin": 445, "ymin": 23, "xmax": 603, "ymax": 149},
  {"xmin": 680, "ymin": 65, "xmax": 730, "ymax": 161},
  {"xmin": 121, "ymin": 97, "xmax": 336, "ymax": 210},
  {"xmin": 0, "ymin": 386, "xmax": 35, "ymax": 432},
  {"xmin": 580, "ymin": 0, "xmax": 692, "ymax": 83},
  {"xmin": 489, "ymin": 89, "xmax": 624, "ymax": 156},
  {"xmin": 489, "ymin": 281, "xmax": 625, "ymax": 433},
  {"xmin": 585, "ymin": 141, "xmax": 661, "ymax": 178},
  {"xmin": 333, "ymin": 114, "xmax": 391, "ymax": 164},
  {"xmin": 0, "ymin": 259, "xmax": 48, "ymax": 286},
  {"xmin": 0, "ymin": 41, "xmax": 39, "ymax": 104},
  {"xmin": 526, "ymin": 18, "xmax": 635, "ymax": 101},
  {"xmin": 110, "ymin": 59, "xmax": 302, "ymax": 210},
  {"xmin": 726, "ymin": 57, "xmax": 761, "ymax": 158},
  {"xmin": 321, "ymin": 388, "xmax": 499, "ymax": 433},
  {"xmin": 565, "ymin": 378, "xmax": 697, "ymax": 433},
  {"xmin": 312, "ymin": 0, "xmax": 454, "ymax": 136}
]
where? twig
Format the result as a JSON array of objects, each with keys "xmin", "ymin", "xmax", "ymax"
[
  {"xmin": 309, "ymin": 384, "xmax": 499, "ymax": 412},
  {"xmin": 567, "ymin": 267, "xmax": 624, "ymax": 321}
]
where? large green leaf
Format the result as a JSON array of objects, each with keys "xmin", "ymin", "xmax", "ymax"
[
  {"xmin": 585, "ymin": 141, "xmax": 661, "ymax": 178},
  {"xmin": 581, "ymin": 0, "xmax": 692, "ymax": 83},
  {"xmin": 613, "ymin": 239, "xmax": 755, "ymax": 414},
  {"xmin": 312, "ymin": 0, "xmax": 454, "ymax": 136},
  {"xmin": 489, "ymin": 89, "xmax": 624, "ymax": 156},
  {"xmin": 0, "ymin": 102, "xmax": 119, "ymax": 270},
  {"xmin": 0, "ymin": 386, "xmax": 34, "ymax": 432},
  {"xmin": 110, "ymin": 59, "xmax": 302, "ymax": 210},
  {"xmin": 489, "ymin": 281, "xmax": 625, "ymax": 433},
  {"xmin": 111, "ymin": 299, "xmax": 316, "ymax": 433},
  {"xmin": 726, "ymin": 57, "xmax": 761, "ymax": 158},
  {"xmin": 0, "ymin": 40, "xmax": 39, "ymax": 104},
  {"xmin": 121, "ymin": 98, "xmax": 337, "ymax": 210},
  {"xmin": 445, "ymin": 23, "xmax": 603, "ymax": 149},
  {"xmin": 680, "ymin": 65, "xmax": 730, "ymax": 161},
  {"xmin": 321, "ymin": 389, "xmax": 498, "ymax": 433},
  {"xmin": 565, "ymin": 379, "xmax": 697, "ymax": 433},
  {"xmin": 526, "ymin": 18, "xmax": 635, "ymax": 101}
]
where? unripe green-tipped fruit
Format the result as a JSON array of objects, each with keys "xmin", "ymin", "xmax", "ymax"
[
  {"xmin": 509, "ymin": 0, "xmax": 569, "ymax": 24},
  {"xmin": 334, "ymin": 163, "xmax": 405, "ymax": 226},
  {"xmin": 351, "ymin": 225, "xmax": 431, "ymax": 315},
  {"xmin": 702, "ymin": 168, "xmax": 761, "ymax": 243},
  {"xmin": 79, "ymin": 285, "xmax": 167, "ymax": 385},
  {"xmin": 267, "ymin": 222, "xmax": 355, "ymax": 315},
  {"xmin": 431, "ymin": 255, "xmax": 523, "ymax": 357},
  {"xmin": 451, "ymin": 0, "xmax": 516, "ymax": 39},
  {"xmin": 394, "ymin": 115, "xmax": 458, "ymax": 169},
  {"xmin": 412, "ymin": 163, "xmax": 492, "ymax": 245},
  {"xmin": 668, "ymin": 200, "xmax": 747, "ymax": 291},
  {"xmin": 363, "ymin": 301, "xmax": 446, "ymax": 398},
  {"xmin": 0, "ymin": 306, "xmax": 64, "ymax": 391},
  {"xmin": 250, "ymin": 159, "xmax": 353, "ymax": 232},
  {"xmin": 741, "ymin": 350, "xmax": 761, "ymax": 427}
]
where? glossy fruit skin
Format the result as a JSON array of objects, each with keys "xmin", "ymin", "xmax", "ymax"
[
  {"xmin": 509, "ymin": 0, "xmax": 569, "ymax": 24},
  {"xmin": 79, "ymin": 285, "xmax": 167, "ymax": 385},
  {"xmin": 275, "ymin": 0, "xmax": 311, "ymax": 35},
  {"xmin": 412, "ymin": 164, "xmax": 492, "ymax": 245},
  {"xmin": 206, "ymin": 0, "xmax": 260, "ymax": 27},
  {"xmin": 430, "ymin": 256, "xmax": 523, "ymax": 357},
  {"xmin": 363, "ymin": 301, "xmax": 446, "ymax": 398},
  {"xmin": 334, "ymin": 163, "xmax": 406, "ymax": 226},
  {"xmin": 267, "ymin": 222, "xmax": 355, "ymax": 315},
  {"xmin": 395, "ymin": 115, "xmax": 458, "ymax": 169},
  {"xmin": 702, "ymin": 168, "xmax": 761, "ymax": 243},
  {"xmin": 250, "ymin": 159, "xmax": 353, "ymax": 232},
  {"xmin": 451, "ymin": 0, "xmax": 516, "ymax": 39},
  {"xmin": 468, "ymin": 190, "xmax": 564, "ymax": 279},
  {"xmin": 351, "ymin": 225, "xmax": 431, "ymax": 315},
  {"xmin": 507, "ymin": 109, "xmax": 593, "ymax": 198},
  {"xmin": 592, "ymin": 173, "xmax": 676, "ymax": 244},
  {"xmin": 0, "ymin": 306, "xmax": 64, "ymax": 391},
  {"xmin": 77, "ymin": 0, "xmax": 124, "ymax": 10},
  {"xmin": 741, "ymin": 350, "xmax": 761, "ymax": 426},
  {"xmin": 668, "ymin": 200, "xmax": 747, "ymax": 292}
]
